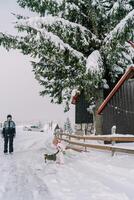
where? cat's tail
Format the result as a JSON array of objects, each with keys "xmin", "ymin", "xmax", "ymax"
[{"xmin": 55, "ymin": 150, "xmax": 59, "ymax": 155}]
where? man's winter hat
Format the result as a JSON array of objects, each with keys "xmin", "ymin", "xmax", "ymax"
[{"xmin": 7, "ymin": 114, "xmax": 12, "ymax": 118}]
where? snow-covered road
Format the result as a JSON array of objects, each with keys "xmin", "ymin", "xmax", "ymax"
[{"xmin": 0, "ymin": 128, "xmax": 134, "ymax": 200}]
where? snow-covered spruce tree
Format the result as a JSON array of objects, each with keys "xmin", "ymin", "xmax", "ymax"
[
  {"xmin": 0, "ymin": 0, "xmax": 134, "ymax": 134},
  {"xmin": 64, "ymin": 117, "xmax": 73, "ymax": 134}
]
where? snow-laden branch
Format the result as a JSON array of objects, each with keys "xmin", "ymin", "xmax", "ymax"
[
  {"xmin": 16, "ymin": 15, "xmax": 99, "ymax": 44},
  {"xmin": 91, "ymin": 0, "xmax": 113, "ymax": 18},
  {"xmin": 86, "ymin": 50, "xmax": 103, "ymax": 75},
  {"xmin": 104, "ymin": 9, "xmax": 134, "ymax": 46},
  {"xmin": 18, "ymin": 16, "xmax": 89, "ymax": 34},
  {"xmin": 54, "ymin": 0, "xmax": 63, "ymax": 5},
  {"xmin": 15, "ymin": 16, "xmax": 88, "ymax": 62},
  {"xmin": 38, "ymin": 28, "xmax": 85, "ymax": 61},
  {"xmin": 0, "ymin": 32, "xmax": 18, "ymax": 50},
  {"xmin": 125, "ymin": 42, "xmax": 134, "ymax": 64},
  {"xmin": 107, "ymin": 1, "xmax": 133, "ymax": 17},
  {"xmin": 17, "ymin": 0, "xmax": 86, "ymax": 20},
  {"xmin": 0, "ymin": 32, "xmax": 4, "ymax": 39}
]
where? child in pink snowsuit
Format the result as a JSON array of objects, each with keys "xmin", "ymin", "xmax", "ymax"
[
  {"xmin": 56, "ymin": 140, "xmax": 65, "ymax": 164},
  {"xmin": 53, "ymin": 137, "xmax": 65, "ymax": 164}
]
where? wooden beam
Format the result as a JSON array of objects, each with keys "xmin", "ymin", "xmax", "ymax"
[
  {"xmin": 59, "ymin": 134, "xmax": 134, "ymax": 142},
  {"xmin": 58, "ymin": 134, "xmax": 134, "ymax": 155}
]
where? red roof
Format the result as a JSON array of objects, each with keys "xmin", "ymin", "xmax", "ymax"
[
  {"xmin": 97, "ymin": 66, "xmax": 134, "ymax": 114},
  {"xmin": 127, "ymin": 41, "xmax": 134, "ymax": 48}
]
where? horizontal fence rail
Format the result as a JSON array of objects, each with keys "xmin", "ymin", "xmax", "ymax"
[
  {"xmin": 59, "ymin": 133, "xmax": 134, "ymax": 142},
  {"xmin": 57, "ymin": 133, "xmax": 134, "ymax": 156}
]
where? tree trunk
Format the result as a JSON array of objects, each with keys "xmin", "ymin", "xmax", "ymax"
[{"xmin": 93, "ymin": 89, "xmax": 104, "ymax": 135}]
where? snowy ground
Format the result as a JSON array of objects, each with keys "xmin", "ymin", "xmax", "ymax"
[{"xmin": 0, "ymin": 127, "xmax": 134, "ymax": 200}]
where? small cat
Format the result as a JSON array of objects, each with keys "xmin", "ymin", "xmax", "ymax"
[{"xmin": 44, "ymin": 150, "xmax": 59, "ymax": 163}]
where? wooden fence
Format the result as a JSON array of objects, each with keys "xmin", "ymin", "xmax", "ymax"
[{"xmin": 57, "ymin": 133, "xmax": 134, "ymax": 156}]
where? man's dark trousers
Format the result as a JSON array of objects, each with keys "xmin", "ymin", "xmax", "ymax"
[{"xmin": 4, "ymin": 135, "xmax": 14, "ymax": 153}]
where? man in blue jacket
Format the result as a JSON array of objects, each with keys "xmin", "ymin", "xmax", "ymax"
[{"xmin": 2, "ymin": 115, "xmax": 16, "ymax": 154}]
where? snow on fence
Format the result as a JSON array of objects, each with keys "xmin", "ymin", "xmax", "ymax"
[{"xmin": 58, "ymin": 133, "xmax": 134, "ymax": 156}]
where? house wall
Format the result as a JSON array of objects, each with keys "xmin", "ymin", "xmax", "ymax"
[
  {"xmin": 75, "ymin": 92, "xmax": 93, "ymax": 124},
  {"xmin": 103, "ymin": 79, "xmax": 134, "ymax": 134}
]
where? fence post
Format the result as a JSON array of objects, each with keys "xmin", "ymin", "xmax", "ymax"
[
  {"xmin": 84, "ymin": 146, "xmax": 87, "ymax": 152},
  {"xmin": 111, "ymin": 125, "xmax": 116, "ymax": 146},
  {"xmin": 111, "ymin": 149, "xmax": 115, "ymax": 157},
  {"xmin": 69, "ymin": 134, "xmax": 71, "ymax": 141},
  {"xmin": 84, "ymin": 137, "xmax": 85, "ymax": 143}
]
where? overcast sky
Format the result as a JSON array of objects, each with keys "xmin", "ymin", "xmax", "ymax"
[{"xmin": 0, "ymin": 0, "xmax": 75, "ymax": 125}]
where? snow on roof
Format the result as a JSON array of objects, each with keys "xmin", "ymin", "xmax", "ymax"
[
  {"xmin": 86, "ymin": 50, "xmax": 103, "ymax": 74},
  {"xmin": 52, "ymin": 123, "xmax": 60, "ymax": 131}
]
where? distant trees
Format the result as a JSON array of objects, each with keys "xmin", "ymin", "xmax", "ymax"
[{"xmin": 64, "ymin": 118, "xmax": 73, "ymax": 134}]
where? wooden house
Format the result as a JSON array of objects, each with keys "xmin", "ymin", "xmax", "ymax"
[
  {"xmin": 72, "ymin": 90, "xmax": 93, "ymax": 134},
  {"xmin": 97, "ymin": 66, "xmax": 134, "ymax": 135},
  {"xmin": 75, "ymin": 91, "xmax": 93, "ymax": 124}
]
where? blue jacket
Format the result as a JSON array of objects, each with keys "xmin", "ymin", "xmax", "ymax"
[{"xmin": 2, "ymin": 120, "xmax": 16, "ymax": 137}]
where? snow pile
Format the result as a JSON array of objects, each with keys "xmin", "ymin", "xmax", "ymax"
[{"xmin": 86, "ymin": 50, "xmax": 103, "ymax": 74}]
